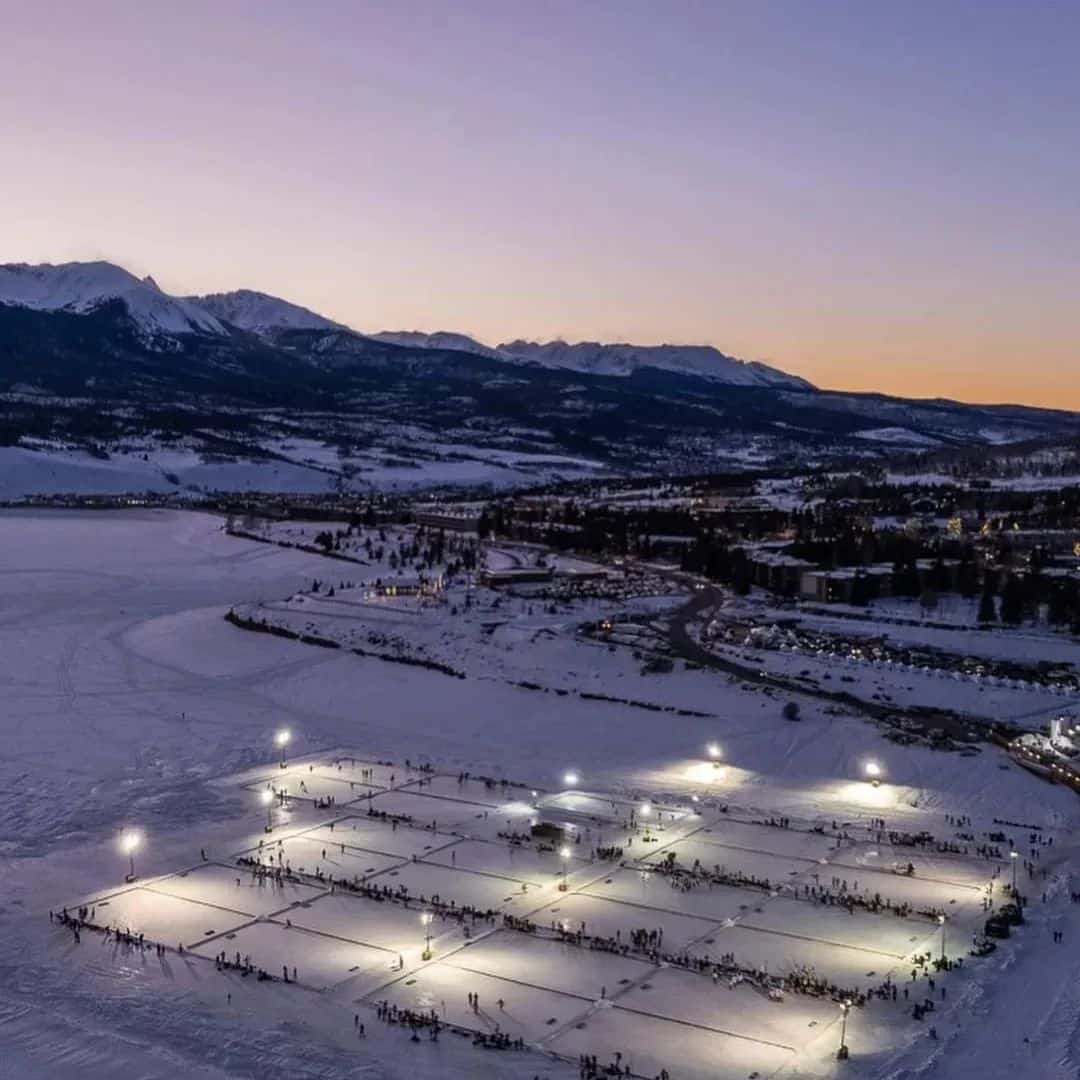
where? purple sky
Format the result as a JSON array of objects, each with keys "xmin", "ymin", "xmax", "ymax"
[{"xmin": 4, "ymin": 1, "xmax": 1078, "ymax": 405}]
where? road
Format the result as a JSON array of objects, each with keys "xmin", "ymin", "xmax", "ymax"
[{"xmin": 663, "ymin": 582, "xmax": 988, "ymax": 742}]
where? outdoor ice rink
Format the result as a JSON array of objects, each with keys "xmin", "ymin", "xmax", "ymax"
[{"xmin": 63, "ymin": 752, "xmax": 1017, "ymax": 1080}]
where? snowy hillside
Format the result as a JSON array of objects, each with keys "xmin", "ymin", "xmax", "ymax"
[
  {"xmin": 0, "ymin": 261, "xmax": 225, "ymax": 336},
  {"xmin": 190, "ymin": 288, "xmax": 344, "ymax": 333},
  {"xmin": 498, "ymin": 339, "xmax": 814, "ymax": 388},
  {"xmin": 370, "ymin": 329, "xmax": 507, "ymax": 359}
]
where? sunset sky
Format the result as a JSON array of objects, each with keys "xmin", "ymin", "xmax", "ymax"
[{"xmin": 3, "ymin": 1, "xmax": 1078, "ymax": 407}]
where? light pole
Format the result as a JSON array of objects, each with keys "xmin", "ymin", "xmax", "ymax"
[
  {"xmin": 937, "ymin": 913, "xmax": 946, "ymax": 962},
  {"xmin": 1010, "ymin": 849, "xmax": 1019, "ymax": 893},
  {"xmin": 120, "ymin": 829, "xmax": 142, "ymax": 882},
  {"xmin": 563, "ymin": 770, "xmax": 579, "ymax": 788},
  {"xmin": 421, "ymin": 911, "xmax": 433, "ymax": 960},
  {"xmin": 558, "ymin": 845, "xmax": 572, "ymax": 891},
  {"xmin": 262, "ymin": 788, "xmax": 274, "ymax": 833},
  {"xmin": 707, "ymin": 743, "xmax": 722, "ymax": 769},
  {"xmin": 864, "ymin": 761, "xmax": 882, "ymax": 787},
  {"xmin": 837, "ymin": 998, "xmax": 851, "ymax": 1060},
  {"xmin": 276, "ymin": 728, "xmax": 291, "ymax": 769}
]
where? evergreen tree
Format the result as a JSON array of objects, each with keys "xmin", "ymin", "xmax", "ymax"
[{"xmin": 1000, "ymin": 575, "xmax": 1024, "ymax": 625}]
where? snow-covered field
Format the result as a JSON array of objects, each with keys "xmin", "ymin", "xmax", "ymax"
[{"xmin": 4, "ymin": 509, "xmax": 1080, "ymax": 1080}]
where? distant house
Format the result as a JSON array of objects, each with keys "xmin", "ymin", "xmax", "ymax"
[
  {"xmin": 414, "ymin": 509, "xmax": 483, "ymax": 532},
  {"xmin": 799, "ymin": 565, "xmax": 892, "ymax": 604}
]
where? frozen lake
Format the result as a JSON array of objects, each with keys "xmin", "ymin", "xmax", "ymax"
[{"xmin": 5, "ymin": 509, "xmax": 1079, "ymax": 1080}]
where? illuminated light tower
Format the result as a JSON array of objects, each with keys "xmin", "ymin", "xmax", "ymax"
[
  {"xmin": 864, "ymin": 760, "xmax": 883, "ymax": 788},
  {"xmin": 563, "ymin": 770, "xmax": 579, "ymax": 788},
  {"xmin": 120, "ymin": 829, "xmax": 142, "ymax": 882},
  {"xmin": 706, "ymin": 742, "xmax": 722, "ymax": 769},
  {"xmin": 1010, "ymin": 849, "xmax": 1019, "ymax": 893},
  {"xmin": 558, "ymin": 845, "xmax": 572, "ymax": 891},
  {"xmin": 421, "ymin": 911, "xmax": 434, "ymax": 960},
  {"xmin": 261, "ymin": 788, "xmax": 274, "ymax": 833},
  {"xmin": 276, "ymin": 728, "xmax": 291, "ymax": 769},
  {"xmin": 837, "ymin": 998, "xmax": 852, "ymax": 1060},
  {"xmin": 937, "ymin": 913, "xmax": 947, "ymax": 962}
]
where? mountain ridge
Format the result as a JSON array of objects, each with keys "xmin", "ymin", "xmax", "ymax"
[{"xmin": 0, "ymin": 258, "xmax": 1077, "ymax": 494}]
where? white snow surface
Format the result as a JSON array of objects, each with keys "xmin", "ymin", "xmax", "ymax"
[
  {"xmin": 188, "ymin": 289, "xmax": 344, "ymax": 333},
  {"xmin": 498, "ymin": 339, "xmax": 814, "ymax": 388},
  {"xmin": 0, "ymin": 261, "xmax": 225, "ymax": 336},
  {"xmin": 370, "ymin": 330, "xmax": 506, "ymax": 359}
]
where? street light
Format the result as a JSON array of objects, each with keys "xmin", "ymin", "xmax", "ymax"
[
  {"xmin": 864, "ymin": 760, "xmax": 882, "ymax": 787},
  {"xmin": 707, "ymin": 742, "xmax": 722, "ymax": 768},
  {"xmin": 837, "ymin": 998, "xmax": 852, "ymax": 1060},
  {"xmin": 261, "ymin": 788, "xmax": 274, "ymax": 833},
  {"xmin": 558, "ymin": 845, "xmax": 572, "ymax": 891},
  {"xmin": 120, "ymin": 829, "xmax": 142, "ymax": 882},
  {"xmin": 563, "ymin": 770, "xmax": 579, "ymax": 787},
  {"xmin": 937, "ymin": 913, "xmax": 946, "ymax": 962},
  {"xmin": 640, "ymin": 802, "xmax": 652, "ymax": 818},
  {"xmin": 421, "ymin": 911, "xmax": 434, "ymax": 960},
  {"xmin": 1010, "ymin": 849, "xmax": 1019, "ymax": 893},
  {"xmin": 275, "ymin": 728, "xmax": 291, "ymax": 769}
]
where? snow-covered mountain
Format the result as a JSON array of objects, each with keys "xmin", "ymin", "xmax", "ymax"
[
  {"xmin": 0, "ymin": 261, "xmax": 810, "ymax": 389},
  {"xmin": 369, "ymin": 331, "xmax": 812, "ymax": 388},
  {"xmin": 0, "ymin": 261, "xmax": 225, "ymax": 337},
  {"xmin": 498, "ymin": 339, "xmax": 813, "ymax": 388},
  {"xmin": 370, "ymin": 330, "xmax": 506, "ymax": 360},
  {"xmin": 189, "ymin": 289, "xmax": 343, "ymax": 334}
]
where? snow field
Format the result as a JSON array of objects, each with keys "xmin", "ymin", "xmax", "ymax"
[
  {"xmin": 691, "ymin": 817, "xmax": 844, "ymax": 860},
  {"xmin": 642, "ymin": 836, "xmax": 823, "ymax": 886},
  {"xmin": 529, "ymin": 891, "xmax": 725, "ymax": 954},
  {"xmin": 147, "ymin": 862, "xmax": 324, "ymax": 916},
  {"xmin": 359, "ymin": 789, "xmax": 495, "ymax": 828},
  {"xmin": 703, "ymin": 923, "xmax": 899, "ymax": 989},
  {"xmin": 739, "ymin": 896, "xmax": 937, "ymax": 957},
  {"xmin": 246, "ymin": 771, "xmax": 382, "ymax": 803},
  {"xmin": 299, "ymin": 816, "xmax": 457, "ymax": 860},
  {"xmin": 83, "ymin": 886, "xmax": 252, "ymax": 949},
  {"xmin": 618, "ymin": 965, "xmax": 840, "ymax": 1050},
  {"xmin": 447, "ymin": 930, "xmax": 652, "ymax": 1000},
  {"xmin": 399, "ymin": 774, "xmax": 539, "ymax": 806},
  {"xmin": 192, "ymin": 919, "xmax": 392, "ymax": 991},
  {"xmin": 373, "ymin": 961, "xmax": 589, "ymax": 1043},
  {"xmin": 284, "ymin": 891, "xmax": 468, "ymax": 956},
  {"xmin": 239, "ymin": 835, "xmax": 408, "ymax": 879},
  {"xmin": 374, "ymin": 859, "xmax": 555, "ymax": 912},
  {"xmin": 582, "ymin": 867, "xmax": 760, "ymax": 922},
  {"xmin": 422, "ymin": 837, "xmax": 585, "ymax": 884},
  {"xmin": 547, "ymin": 1004, "xmax": 794, "ymax": 1080}
]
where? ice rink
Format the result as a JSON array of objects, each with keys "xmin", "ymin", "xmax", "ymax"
[{"xmin": 58, "ymin": 747, "xmax": 1030, "ymax": 1080}]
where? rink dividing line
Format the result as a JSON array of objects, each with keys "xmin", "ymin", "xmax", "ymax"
[
  {"xmin": 141, "ymin": 877, "xmax": 316, "ymax": 924},
  {"xmin": 727, "ymin": 920, "xmax": 910, "ymax": 960},
  {"xmin": 548, "ymin": 993, "xmax": 801, "ymax": 1056},
  {"xmin": 354, "ymin": 785, "xmax": 529, "ymax": 813},
  {"xmin": 641, "ymin": 820, "xmax": 837, "ymax": 875},
  {"xmin": 271, "ymin": 815, "xmax": 467, "ymax": 862},
  {"xmin": 820, "ymin": 858, "xmax": 991, "ymax": 891},
  {"xmin": 231, "ymin": 836, "xmax": 418, "ymax": 877}
]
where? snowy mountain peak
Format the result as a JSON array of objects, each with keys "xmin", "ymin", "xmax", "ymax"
[
  {"xmin": 188, "ymin": 289, "xmax": 343, "ymax": 334},
  {"xmin": 370, "ymin": 330, "xmax": 506, "ymax": 360},
  {"xmin": 497, "ymin": 339, "xmax": 813, "ymax": 388},
  {"xmin": 0, "ymin": 261, "xmax": 225, "ymax": 337}
]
